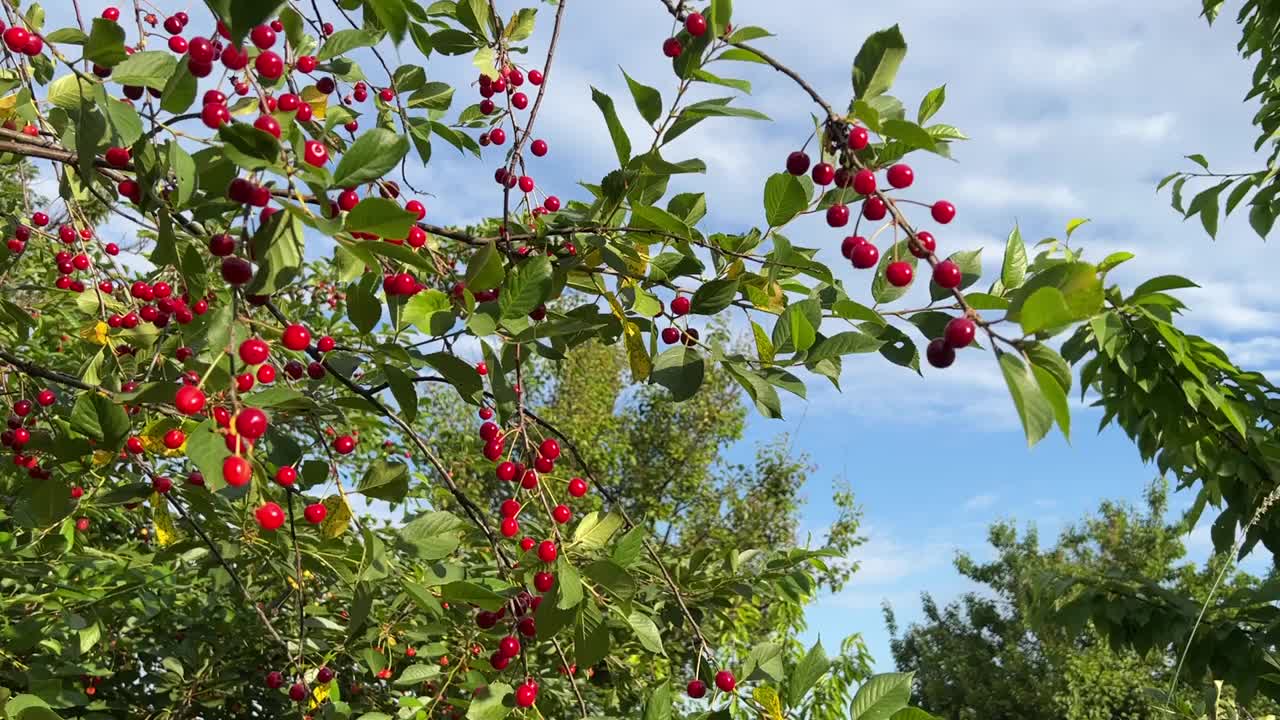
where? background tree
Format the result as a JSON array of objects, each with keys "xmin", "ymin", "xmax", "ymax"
[{"xmin": 885, "ymin": 482, "xmax": 1275, "ymax": 720}]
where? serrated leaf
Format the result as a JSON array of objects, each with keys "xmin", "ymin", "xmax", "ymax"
[
  {"xmin": 623, "ymin": 68, "xmax": 662, "ymax": 125},
  {"xmin": 465, "ymin": 240, "xmax": 504, "ymax": 292},
  {"xmin": 651, "ymin": 347, "xmax": 705, "ymax": 401},
  {"xmin": 1001, "ymin": 225, "xmax": 1027, "ymax": 290},
  {"xmin": 344, "ymin": 198, "xmax": 418, "ymax": 240},
  {"xmin": 999, "ymin": 353, "xmax": 1054, "ymax": 447},
  {"xmin": 591, "ymin": 86, "xmax": 631, "ymax": 167},
  {"xmin": 333, "ymin": 128, "xmax": 410, "ymax": 187},
  {"xmin": 763, "ymin": 173, "xmax": 808, "ymax": 227},
  {"xmin": 626, "ymin": 610, "xmax": 665, "ymax": 654},
  {"xmin": 851, "ymin": 672, "xmax": 913, "ymax": 720},
  {"xmin": 852, "ymin": 25, "xmax": 907, "ymax": 99}
]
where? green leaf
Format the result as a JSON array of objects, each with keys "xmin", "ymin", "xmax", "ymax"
[
  {"xmin": 69, "ymin": 392, "xmax": 129, "ymax": 449},
  {"xmin": 572, "ymin": 511, "xmax": 625, "ymax": 549},
  {"xmin": 626, "ymin": 610, "xmax": 665, "ymax": 655},
  {"xmin": 217, "ymin": 123, "xmax": 281, "ymax": 170},
  {"xmin": 1018, "ymin": 287, "xmax": 1074, "ymax": 335},
  {"xmin": 591, "ymin": 87, "xmax": 631, "ymax": 167},
  {"xmin": 344, "ymin": 198, "xmax": 418, "ymax": 240},
  {"xmin": 382, "ymin": 364, "xmax": 419, "ymax": 423},
  {"xmin": 318, "ymin": 29, "xmax": 380, "ymax": 60},
  {"xmin": 424, "ymin": 352, "xmax": 485, "ymax": 402},
  {"xmin": 347, "ymin": 276, "xmax": 382, "ymax": 334},
  {"xmin": 622, "ymin": 68, "xmax": 662, "ymax": 125},
  {"xmin": 852, "ymin": 25, "xmax": 907, "ymax": 99},
  {"xmin": 763, "ymin": 173, "xmax": 809, "ymax": 227},
  {"xmin": 1006, "ymin": 263, "xmax": 1102, "ymax": 326},
  {"xmin": 1187, "ymin": 182, "xmax": 1225, "ymax": 238},
  {"xmin": 1130, "ymin": 274, "xmax": 1199, "ymax": 298},
  {"xmin": 644, "ymin": 681, "xmax": 673, "ymax": 720},
  {"xmin": 84, "ymin": 17, "xmax": 127, "ymax": 67},
  {"xmin": 881, "ymin": 119, "xmax": 935, "ymax": 151},
  {"xmin": 807, "ymin": 331, "xmax": 883, "ymax": 363},
  {"xmin": 47, "ymin": 74, "xmax": 95, "ymax": 109},
  {"xmin": 394, "ymin": 663, "xmax": 441, "ymax": 686},
  {"xmin": 890, "ymin": 711, "xmax": 938, "ymax": 720},
  {"xmin": 789, "ymin": 640, "xmax": 830, "ymax": 706},
  {"xmin": 333, "ymin": 128, "xmax": 411, "ymax": 187},
  {"xmin": 1032, "ymin": 363, "xmax": 1070, "ymax": 441},
  {"xmin": 772, "ymin": 299, "xmax": 820, "ymax": 353},
  {"xmin": 367, "ymin": 0, "xmax": 409, "ymax": 44},
  {"xmin": 555, "ymin": 561, "xmax": 583, "ymax": 609},
  {"xmin": 110, "ymin": 51, "xmax": 176, "ymax": 89},
  {"xmin": 466, "ymin": 682, "xmax": 512, "ymax": 720},
  {"xmin": 5, "ymin": 695, "xmax": 64, "ymax": 720},
  {"xmin": 999, "ymin": 353, "xmax": 1054, "ymax": 447},
  {"xmin": 651, "ymin": 347, "xmax": 705, "ymax": 401},
  {"xmin": 709, "ymin": 0, "xmax": 733, "ymax": 36},
  {"xmin": 850, "ymin": 672, "xmax": 914, "ymax": 720},
  {"xmin": 505, "ymin": 8, "xmax": 537, "ymax": 42},
  {"xmin": 357, "ymin": 460, "xmax": 409, "ymax": 502},
  {"xmin": 222, "ymin": 0, "xmax": 289, "ymax": 47},
  {"xmin": 1001, "ymin": 225, "xmax": 1027, "ymax": 290},
  {"xmin": 916, "ymin": 85, "xmax": 945, "ymax": 124},
  {"xmin": 691, "ymin": 278, "xmax": 739, "ymax": 314},
  {"xmin": 465, "ymin": 240, "xmax": 504, "ymax": 292},
  {"xmin": 246, "ymin": 211, "xmax": 304, "ymax": 295},
  {"xmin": 499, "ymin": 255, "xmax": 553, "ymax": 320}
]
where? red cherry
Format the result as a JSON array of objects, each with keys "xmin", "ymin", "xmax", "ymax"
[
  {"xmin": 239, "ymin": 338, "xmax": 270, "ymax": 365},
  {"xmin": 544, "ymin": 196, "xmax": 560, "ymax": 212},
  {"xmin": 528, "ymin": 70, "xmax": 543, "ymax": 85},
  {"xmin": 126, "ymin": 436, "xmax": 145, "ymax": 454},
  {"xmin": 537, "ymin": 540, "xmax": 557, "ymax": 563},
  {"xmin": 488, "ymin": 127, "xmax": 506, "ymax": 145},
  {"xmin": 945, "ymin": 317, "xmax": 976, "ymax": 348},
  {"xmin": 3, "ymin": 27, "xmax": 30, "ymax": 52},
  {"xmin": 253, "ymin": 114, "xmax": 281, "ymax": 138},
  {"xmin": 256, "ymin": 502, "xmax": 285, "ymax": 530},
  {"xmin": 671, "ymin": 296, "xmax": 691, "ymax": 316},
  {"xmin": 552, "ymin": 504, "xmax": 571, "ymax": 524},
  {"xmin": 333, "ymin": 435, "xmax": 356, "ymax": 454},
  {"xmin": 255, "ymin": 51, "xmax": 283, "ymax": 79},
  {"xmin": 105, "ymin": 146, "xmax": 131, "ymax": 167},
  {"xmin": 512, "ymin": 92, "xmax": 528, "ymax": 110},
  {"xmin": 926, "ymin": 338, "xmax": 956, "ymax": 368},
  {"xmin": 265, "ymin": 671, "xmax": 284, "ymax": 689},
  {"xmin": 75, "ymin": 517, "xmax": 90, "ymax": 532},
  {"xmin": 539, "ymin": 438, "xmax": 560, "ymax": 460},
  {"xmin": 37, "ymin": 389, "xmax": 56, "ymax": 406},
  {"xmin": 811, "ymin": 162, "xmax": 835, "ymax": 185},
  {"xmin": 933, "ymin": 259, "xmax": 963, "ymax": 289},
  {"xmin": 405, "ymin": 199, "xmax": 426, "ymax": 219},
  {"xmin": 316, "ymin": 336, "xmax": 336, "ymax": 352},
  {"xmin": 533, "ymin": 571, "xmax": 554, "ymax": 592},
  {"xmin": 167, "ymin": 36, "xmax": 187, "ymax": 54},
  {"xmin": 152, "ymin": 475, "xmax": 173, "ymax": 494},
  {"xmin": 785, "ymin": 151, "xmax": 810, "ymax": 176},
  {"xmin": 501, "ymin": 517, "xmax": 519, "ymax": 537},
  {"xmin": 288, "ymin": 682, "xmax": 307, "ymax": 702},
  {"xmin": 931, "ymin": 200, "xmax": 956, "ymax": 224},
  {"xmin": 235, "ymin": 408, "xmax": 268, "ymax": 440},
  {"xmin": 848, "ymin": 126, "xmax": 869, "ymax": 150},
  {"xmin": 568, "ymin": 477, "xmax": 588, "ymax": 497},
  {"xmin": 887, "ymin": 164, "xmax": 914, "ymax": 189},
  {"xmin": 163, "ymin": 429, "xmax": 185, "ymax": 449},
  {"xmin": 826, "ymin": 203, "xmax": 850, "ymax": 228},
  {"xmin": 282, "ymin": 324, "xmax": 311, "ymax": 350},
  {"xmin": 304, "ymin": 503, "xmax": 327, "ymax": 524},
  {"xmin": 862, "ymin": 196, "xmax": 887, "ymax": 221},
  {"xmin": 223, "ymin": 456, "xmax": 252, "ymax": 487},
  {"xmin": 475, "ymin": 361, "xmax": 488, "ymax": 376},
  {"xmin": 220, "ymin": 45, "xmax": 248, "ymax": 70},
  {"xmin": 296, "ymin": 55, "xmax": 317, "ymax": 73},
  {"xmin": 520, "ymin": 537, "xmax": 536, "ymax": 552},
  {"xmin": 841, "ymin": 235, "xmax": 863, "ymax": 259},
  {"xmin": 688, "ymin": 680, "xmax": 707, "ymax": 698},
  {"xmin": 851, "ymin": 242, "xmax": 879, "ymax": 269},
  {"xmin": 684, "ymin": 12, "xmax": 707, "ymax": 36},
  {"xmin": 531, "ymin": 139, "xmax": 548, "ymax": 157},
  {"xmin": 514, "ymin": 682, "xmax": 537, "ymax": 708},
  {"xmin": 500, "ymin": 499, "xmax": 521, "ymax": 518},
  {"xmin": 102, "ymin": 7, "xmax": 120, "ymax": 21},
  {"xmin": 714, "ymin": 671, "xmax": 736, "ymax": 693},
  {"xmin": 201, "ymin": 103, "xmax": 230, "ymax": 129},
  {"xmin": 275, "ymin": 466, "xmax": 297, "ymax": 486},
  {"xmin": 885, "ymin": 261, "xmax": 913, "ymax": 287},
  {"xmin": 496, "ymin": 461, "xmax": 517, "ymax": 482},
  {"xmin": 662, "ymin": 37, "xmax": 682, "ymax": 57},
  {"xmin": 499, "ymin": 635, "xmax": 521, "ymax": 658},
  {"xmin": 174, "ymin": 385, "xmax": 205, "ymax": 414},
  {"xmin": 249, "ymin": 24, "xmax": 276, "ymax": 49},
  {"xmin": 852, "ymin": 170, "xmax": 876, "ymax": 195},
  {"xmin": 518, "ymin": 175, "xmax": 534, "ymax": 193},
  {"xmin": 910, "ymin": 231, "xmax": 936, "ymax": 259}
]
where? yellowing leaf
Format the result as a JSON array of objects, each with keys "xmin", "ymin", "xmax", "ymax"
[
  {"xmin": 80, "ymin": 320, "xmax": 111, "ymax": 346},
  {"xmin": 140, "ymin": 417, "xmax": 185, "ymax": 456},
  {"xmin": 152, "ymin": 492, "xmax": 181, "ymax": 546},
  {"xmin": 752, "ymin": 686, "xmax": 784, "ymax": 720},
  {"xmin": 319, "ymin": 494, "xmax": 352, "ymax": 540},
  {"xmin": 301, "ymin": 86, "xmax": 328, "ymax": 120},
  {"xmin": 624, "ymin": 321, "xmax": 651, "ymax": 379},
  {"xmin": 0, "ymin": 92, "xmax": 19, "ymax": 119},
  {"xmin": 309, "ymin": 679, "xmax": 331, "ymax": 709},
  {"xmin": 93, "ymin": 450, "xmax": 115, "ymax": 466}
]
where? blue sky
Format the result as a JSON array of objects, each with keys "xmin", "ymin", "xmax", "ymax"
[{"xmin": 38, "ymin": 0, "xmax": 1279, "ymax": 671}]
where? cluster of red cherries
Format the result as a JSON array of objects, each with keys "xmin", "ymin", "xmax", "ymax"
[{"xmin": 475, "ymin": 65, "xmax": 562, "ymax": 220}]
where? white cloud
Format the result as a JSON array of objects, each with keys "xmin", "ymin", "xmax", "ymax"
[
  {"xmin": 964, "ymin": 493, "xmax": 999, "ymax": 511},
  {"xmin": 951, "ymin": 174, "xmax": 1084, "ymax": 212},
  {"xmin": 1109, "ymin": 112, "xmax": 1177, "ymax": 142}
]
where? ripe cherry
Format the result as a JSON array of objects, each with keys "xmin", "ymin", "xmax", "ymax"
[
  {"xmin": 249, "ymin": 24, "xmax": 276, "ymax": 49},
  {"xmin": 496, "ymin": 461, "xmax": 517, "ymax": 482},
  {"xmin": 3, "ymin": 27, "xmax": 30, "ymax": 52},
  {"xmin": 37, "ymin": 389, "xmax": 56, "ymax": 406},
  {"xmin": 841, "ymin": 235, "xmax": 863, "ymax": 259},
  {"xmin": 333, "ymin": 435, "xmax": 356, "ymax": 454},
  {"xmin": 239, "ymin": 338, "xmax": 270, "ymax": 365},
  {"xmin": 175, "ymin": 385, "xmax": 205, "ymax": 414},
  {"xmin": 282, "ymin": 324, "xmax": 311, "ymax": 351},
  {"xmin": 785, "ymin": 151, "xmax": 810, "ymax": 176},
  {"xmin": 317, "ymin": 667, "xmax": 334, "ymax": 683},
  {"xmin": 544, "ymin": 196, "xmax": 560, "ymax": 212},
  {"xmin": 539, "ymin": 438, "xmax": 560, "ymax": 460},
  {"xmin": 276, "ymin": 466, "xmax": 297, "ymax": 486},
  {"xmin": 256, "ymin": 502, "xmax": 285, "ymax": 531},
  {"xmin": 201, "ymin": 102, "xmax": 230, "ymax": 128},
  {"xmin": 533, "ymin": 571, "xmax": 554, "ymax": 592},
  {"xmin": 848, "ymin": 125, "xmax": 869, "ymax": 150},
  {"xmin": 304, "ymin": 503, "xmax": 327, "ymax": 524},
  {"xmin": 163, "ymin": 429, "xmax": 185, "ymax": 449},
  {"xmin": 223, "ymin": 456, "xmax": 252, "ymax": 487},
  {"xmin": 671, "ymin": 296, "xmax": 691, "ymax": 316},
  {"xmin": 288, "ymin": 682, "xmax": 307, "ymax": 702},
  {"xmin": 152, "ymin": 475, "xmax": 173, "ymax": 494},
  {"xmin": 945, "ymin": 317, "xmax": 976, "ymax": 348},
  {"xmin": 926, "ymin": 338, "xmax": 956, "ymax": 368},
  {"xmin": 885, "ymin": 261, "xmax": 913, "ymax": 287},
  {"xmin": 853, "ymin": 169, "xmax": 876, "ymax": 195},
  {"xmin": 662, "ymin": 37, "xmax": 682, "ymax": 57},
  {"xmin": 552, "ymin": 504, "xmax": 571, "ymax": 524},
  {"xmin": 537, "ymin": 540, "xmax": 557, "ymax": 563},
  {"xmin": 931, "ymin": 200, "xmax": 956, "ymax": 224},
  {"xmin": 862, "ymin": 196, "xmax": 887, "ymax": 221},
  {"xmin": 933, "ymin": 259, "xmax": 962, "ymax": 289},
  {"xmin": 811, "ymin": 162, "xmax": 835, "ymax": 185},
  {"xmin": 826, "ymin": 203, "xmax": 849, "ymax": 228},
  {"xmin": 910, "ymin": 231, "xmax": 936, "ymax": 259},
  {"xmin": 499, "ymin": 635, "xmax": 521, "ymax": 658},
  {"xmin": 568, "ymin": 477, "xmax": 588, "ymax": 497},
  {"xmin": 714, "ymin": 670, "xmax": 736, "ymax": 693},
  {"xmin": 126, "ymin": 436, "xmax": 145, "ymax": 454},
  {"xmin": 520, "ymin": 537, "xmax": 536, "ymax": 552},
  {"xmin": 685, "ymin": 12, "xmax": 708, "ymax": 36},
  {"xmin": 102, "ymin": 7, "xmax": 120, "ymax": 21},
  {"xmin": 105, "ymin": 146, "xmax": 131, "ymax": 167},
  {"xmin": 514, "ymin": 682, "xmax": 537, "ymax": 708},
  {"xmin": 887, "ymin": 163, "xmax": 914, "ymax": 189},
  {"xmin": 476, "ymin": 361, "xmax": 488, "ymax": 375},
  {"xmin": 531, "ymin": 138, "xmax": 548, "ymax": 157},
  {"xmin": 296, "ymin": 55, "xmax": 317, "ymax": 73},
  {"xmin": 517, "ymin": 617, "xmax": 536, "ymax": 637},
  {"xmin": 851, "ymin": 242, "xmax": 879, "ymax": 269},
  {"xmin": 687, "ymin": 679, "xmax": 708, "ymax": 698},
  {"xmin": 661, "ymin": 327, "xmax": 680, "ymax": 344},
  {"xmin": 255, "ymin": 51, "xmax": 283, "ymax": 79},
  {"xmin": 235, "ymin": 408, "xmax": 268, "ymax": 440},
  {"xmin": 528, "ymin": 69, "xmax": 543, "ymax": 85},
  {"xmin": 265, "ymin": 671, "xmax": 284, "ymax": 689}
]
